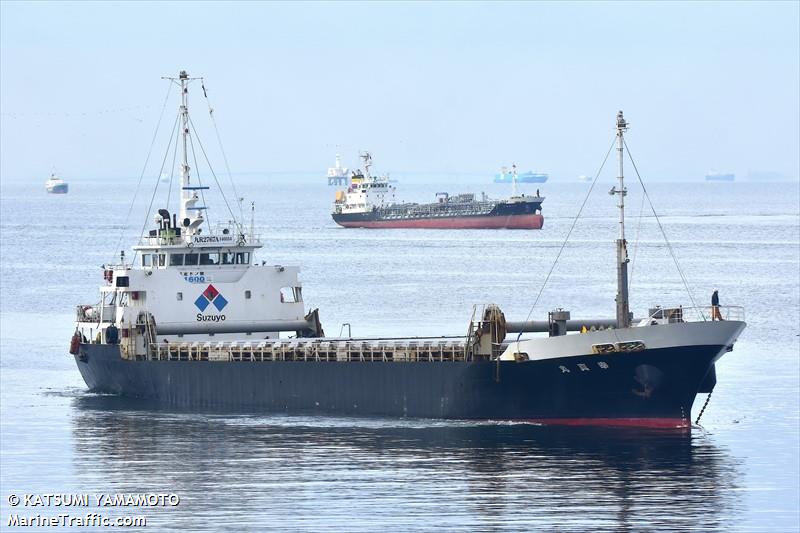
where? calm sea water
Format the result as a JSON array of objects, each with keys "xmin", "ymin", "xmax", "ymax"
[{"xmin": 1, "ymin": 174, "xmax": 798, "ymax": 531}]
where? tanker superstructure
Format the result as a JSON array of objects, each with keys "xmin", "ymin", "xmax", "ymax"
[
  {"xmin": 70, "ymin": 77, "xmax": 745, "ymax": 429},
  {"xmin": 332, "ymin": 154, "xmax": 544, "ymax": 229}
]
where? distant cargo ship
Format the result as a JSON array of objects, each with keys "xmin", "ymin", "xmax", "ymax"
[
  {"xmin": 45, "ymin": 172, "xmax": 68, "ymax": 194},
  {"xmin": 332, "ymin": 153, "xmax": 544, "ymax": 229},
  {"xmin": 705, "ymin": 171, "xmax": 735, "ymax": 182},
  {"xmin": 495, "ymin": 165, "xmax": 548, "ymax": 183}
]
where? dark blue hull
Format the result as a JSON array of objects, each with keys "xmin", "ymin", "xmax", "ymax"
[{"xmin": 74, "ymin": 343, "xmax": 724, "ymax": 427}]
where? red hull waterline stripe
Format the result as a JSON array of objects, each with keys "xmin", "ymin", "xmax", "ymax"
[
  {"xmin": 337, "ymin": 214, "xmax": 544, "ymax": 229},
  {"xmin": 524, "ymin": 417, "xmax": 691, "ymax": 429}
]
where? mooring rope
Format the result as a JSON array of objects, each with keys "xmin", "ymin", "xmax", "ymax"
[
  {"xmin": 137, "ymin": 113, "xmax": 180, "ymax": 251},
  {"xmin": 515, "ymin": 136, "xmax": 617, "ymax": 349},
  {"xmin": 624, "ymin": 139, "xmax": 702, "ymax": 315},
  {"xmin": 201, "ymin": 79, "xmax": 244, "ymax": 223},
  {"xmin": 110, "ymin": 83, "xmax": 173, "ymax": 263},
  {"xmin": 187, "ymin": 125, "xmax": 214, "ymax": 233},
  {"xmin": 628, "ymin": 184, "xmax": 647, "ymax": 290},
  {"xmin": 188, "ymin": 116, "xmax": 239, "ymax": 227}
]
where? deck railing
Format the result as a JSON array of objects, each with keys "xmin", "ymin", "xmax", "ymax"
[
  {"xmin": 76, "ymin": 305, "xmax": 114, "ymax": 323},
  {"xmin": 144, "ymin": 338, "xmax": 475, "ymax": 363},
  {"xmin": 644, "ymin": 305, "xmax": 745, "ymax": 324}
]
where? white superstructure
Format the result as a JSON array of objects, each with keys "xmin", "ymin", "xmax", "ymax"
[
  {"xmin": 327, "ymin": 154, "xmax": 349, "ymax": 186},
  {"xmin": 333, "ymin": 152, "xmax": 396, "ymax": 214},
  {"xmin": 45, "ymin": 173, "xmax": 68, "ymax": 194},
  {"xmin": 75, "ymin": 71, "xmax": 320, "ymax": 354}
]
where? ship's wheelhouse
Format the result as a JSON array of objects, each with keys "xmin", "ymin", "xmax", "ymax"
[{"xmin": 140, "ymin": 249, "xmax": 252, "ymax": 268}]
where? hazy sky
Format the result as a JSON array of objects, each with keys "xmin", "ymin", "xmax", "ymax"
[{"xmin": 1, "ymin": 1, "xmax": 798, "ymax": 181}]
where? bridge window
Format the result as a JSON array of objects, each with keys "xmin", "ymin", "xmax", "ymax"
[
  {"xmin": 245, "ymin": 290, "xmax": 251, "ymax": 299},
  {"xmin": 140, "ymin": 254, "xmax": 164, "ymax": 267},
  {"xmin": 170, "ymin": 254, "xmax": 184, "ymax": 266},
  {"xmin": 199, "ymin": 252, "xmax": 219, "ymax": 266},
  {"xmin": 219, "ymin": 252, "xmax": 250, "ymax": 265},
  {"xmin": 177, "ymin": 292, "xmax": 183, "ymax": 301},
  {"xmin": 184, "ymin": 253, "xmax": 199, "ymax": 266},
  {"xmin": 280, "ymin": 286, "xmax": 303, "ymax": 303}
]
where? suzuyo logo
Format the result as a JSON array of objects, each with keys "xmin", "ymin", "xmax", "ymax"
[{"xmin": 194, "ymin": 284, "xmax": 228, "ymax": 321}]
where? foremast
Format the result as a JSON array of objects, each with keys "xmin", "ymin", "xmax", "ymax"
[
  {"xmin": 511, "ymin": 164, "xmax": 519, "ymax": 197},
  {"xmin": 612, "ymin": 111, "xmax": 631, "ymax": 328},
  {"xmin": 360, "ymin": 151, "xmax": 373, "ymax": 179}
]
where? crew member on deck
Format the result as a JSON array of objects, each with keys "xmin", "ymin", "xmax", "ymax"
[{"xmin": 711, "ymin": 289, "xmax": 723, "ymax": 321}]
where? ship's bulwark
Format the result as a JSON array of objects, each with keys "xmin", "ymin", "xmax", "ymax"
[{"xmin": 75, "ymin": 343, "xmax": 725, "ymax": 428}]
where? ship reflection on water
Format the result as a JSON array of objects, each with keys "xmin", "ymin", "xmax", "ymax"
[{"xmin": 70, "ymin": 395, "xmax": 744, "ymax": 531}]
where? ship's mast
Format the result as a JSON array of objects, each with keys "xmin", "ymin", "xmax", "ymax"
[
  {"xmin": 180, "ymin": 71, "xmax": 190, "ymax": 220},
  {"xmin": 511, "ymin": 164, "xmax": 518, "ymax": 197},
  {"xmin": 163, "ymin": 70, "xmax": 205, "ymax": 236},
  {"xmin": 179, "ymin": 70, "xmax": 201, "ymax": 234},
  {"xmin": 612, "ymin": 111, "xmax": 630, "ymax": 328},
  {"xmin": 361, "ymin": 151, "xmax": 372, "ymax": 179}
]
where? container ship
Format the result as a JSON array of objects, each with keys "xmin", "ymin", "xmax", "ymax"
[
  {"xmin": 70, "ymin": 73, "xmax": 746, "ymax": 429},
  {"xmin": 494, "ymin": 165, "xmax": 548, "ymax": 183},
  {"xmin": 332, "ymin": 154, "xmax": 544, "ymax": 229}
]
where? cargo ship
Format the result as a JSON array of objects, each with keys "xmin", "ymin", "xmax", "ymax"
[
  {"xmin": 705, "ymin": 170, "xmax": 735, "ymax": 182},
  {"xmin": 332, "ymin": 154, "xmax": 544, "ymax": 229},
  {"xmin": 70, "ymin": 75, "xmax": 746, "ymax": 429},
  {"xmin": 494, "ymin": 165, "xmax": 548, "ymax": 183}
]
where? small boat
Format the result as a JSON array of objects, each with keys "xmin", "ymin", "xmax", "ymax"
[
  {"xmin": 45, "ymin": 173, "xmax": 68, "ymax": 194},
  {"xmin": 577, "ymin": 174, "xmax": 592, "ymax": 182}
]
